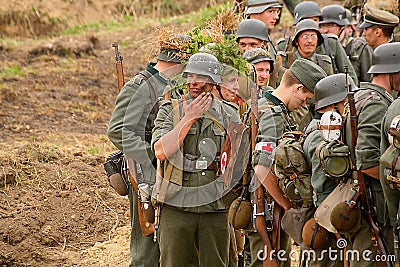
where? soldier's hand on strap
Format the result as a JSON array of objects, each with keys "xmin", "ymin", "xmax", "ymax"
[{"xmin": 182, "ymin": 92, "xmax": 212, "ymax": 123}]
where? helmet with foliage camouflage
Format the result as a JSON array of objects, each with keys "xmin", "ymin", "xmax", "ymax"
[
  {"xmin": 183, "ymin": 53, "xmax": 221, "ymax": 84},
  {"xmin": 292, "ymin": 19, "xmax": 324, "ymax": 47},
  {"xmin": 315, "ymin": 73, "xmax": 356, "ymax": 110},
  {"xmin": 242, "ymin": 48, "xmax": 275, "ymax": 73},
  {"xmin": 236, "ymin": 19, "xmax": 270, "ymax": 42},
  {"xmin": 368, "ymin": 43, "xmax": 400, "ymax": 74},
  {"xmin": 245, "ymin": 0, "xmax": 283, "ymax": 15},
  {"xmin": 293, "ymin": 1, "xmax": 323, "ymax": 26},
  {"xmin": 157, "ymin": 33, "xmax": 192, "ymax": 63},
  {"xmin": 320, "ymin": 5, "xmax": 349, "ymax": 27}
]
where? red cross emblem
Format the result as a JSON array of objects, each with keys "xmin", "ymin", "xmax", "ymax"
[
  {"xmin": 221, "ymin": 152, "xmax": 228, "ymax": 174},
  {"xmin": 256, "ymin": 142, "xmax": 275, "ymax": 153}
]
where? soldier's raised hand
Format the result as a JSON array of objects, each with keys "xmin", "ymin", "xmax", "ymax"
[{"xmin": 182, "ymin": 92, "xmax": 212, "ymax": 123}]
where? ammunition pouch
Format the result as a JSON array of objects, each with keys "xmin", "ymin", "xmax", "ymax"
[
  {"xmin": 104, "ymin": 151, "xmax": 129, "ymax": 196},
  {"xmin": 380, "ymin": 145, "xmax": 400, "ymax": 190},
  {"xmin": 316, "ymin": 140, "xmax": 351, "ymax": 179}
]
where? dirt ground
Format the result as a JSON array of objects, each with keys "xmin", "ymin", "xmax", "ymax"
[
  {"xmin": 0, "ymin": 1, "xmax": 173, "ymax": 266},
  {"xmin": 0, "ymin": 0, "xmax": 346, "ymax": 266}
]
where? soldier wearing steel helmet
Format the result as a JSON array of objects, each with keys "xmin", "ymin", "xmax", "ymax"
[
  {"xmin": 242, "ymin": 48, "xmax": 275, "ymax": 94},
  {"xmin": 376, "ymin": 43, "xmax": 400, "ymax": 264},
  {"xmin": 275, "ymin": 1, "xmax": 359, "ymax": 84},
  {"xmin": 320, "ymin": 4, "xmax": 373, "ymax": 84},
  {"xmin": 151, "ymin": 52, "xmax": 240, "ymax": 267},
  {"xmin": 342, "ymin": 42, "xmax": 399, "ymax": 266},
  {"xmin": 107, "ymin": 33, "xmax": 191, "ymax": 267},
  {"xmin": 301, "ymin": 73, "xmax": 355, "ymax": 267}
]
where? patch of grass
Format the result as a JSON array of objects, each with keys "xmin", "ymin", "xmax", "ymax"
[
  {"xmin": 0, "ymin": 65, "xmax": 37, "ymax": 79},
  {"xmin": 88, "ymin": 145, "xmax": 102, "ymax": 156},
  {"xmin": 0, "ymin": 65, "xmax": 23, "ymax": 78}
]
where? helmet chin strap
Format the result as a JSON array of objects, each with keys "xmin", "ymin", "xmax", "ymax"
[{"xmin": 216, "ymin": 85, "xmax": 228, "ymax": 101}]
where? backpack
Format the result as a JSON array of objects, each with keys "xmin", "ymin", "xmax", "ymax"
[
  {"xmin": 380, "ymin": 115, "xmax": 400, "ymax": 190},
  {"xmin": 273, "ymin": 130, "xmax": 314, "ymax": 207}
]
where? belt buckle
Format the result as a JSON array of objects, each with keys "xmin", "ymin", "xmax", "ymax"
[{"xmin": 196, "ymin": 160, "xmax": 208, "ymax": 170}]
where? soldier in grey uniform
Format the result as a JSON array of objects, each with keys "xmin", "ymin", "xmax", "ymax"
[
  {"xmin": 344, "ymin": 42, "xmax": 397, "ymax": 265},
  {"xmin": 107, "ymin": 35, "xmax": 191, "ymax": 267},
  {"xmin": 320, "ymin": 5, "xmax": 373, "ymax": 84},
  {"xmin": 275, "ymin": 1, "xmax": 359, "ymax": 84},
  {"xmin": 250, "ymin": 59, "xmax": 326, "ymax": 267},
  {"xmin": 359, "ymin": 3, "xmax": 399, "ymax": 50},
  {"xmin": 151, "ymin": 53, "xmax": 240, "ymax": 267},
  {"xmin": 281, "ymin": 19, "xmax": 334, "ymax": 76},
  {"xmin": 302, "ymin": 74, "xmax": 355, "ymax": 267},
  {"xmin": 236, "ymin": 19, "xmax": 274, "ymax": 60},
  {"xmin": 376, "ymin": 43, "xmax": 400, "ymax": 260},
  {"xmin": 244, "ymin": 0, "xmax": 283, "ymax": 32},
  {"xmin": 242, "ymin": 48, "xmax": 275, "ymax": 94}
]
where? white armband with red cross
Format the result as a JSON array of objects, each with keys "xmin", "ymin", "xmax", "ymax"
[{"xmin": 255, "ymin": 142, "xmax": 276, "ymax": 153}]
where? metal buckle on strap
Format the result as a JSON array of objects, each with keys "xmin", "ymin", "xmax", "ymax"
[{"xmin": 196, "ymin": 160, "xmax": 208, "ymax": 170}]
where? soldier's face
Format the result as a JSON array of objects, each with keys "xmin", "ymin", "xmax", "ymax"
[
  {"xmin": 186, "ymin": 73, "xmax": 214, "ymax": 98},
  {"xmin": 319, "ymin": 23, "xmax": 341, "ymax": 36},
  {"xmin": 250, "ymin": 8, "xmax": 281, "ymax": 31},
  {"xmin": 296, "ymin": 30, "xmax": 318, "ymax": 58},
  {"xmin": 254, "ymin": 61, "xmax": 271, "ymax": 87},
  {"xmin": 220, "ymin": 72, "xmax": 239, "ymax": 101},
  {"xmin": 238, "ymin": 38, "xmax": 263, "ymax": 52},
  {"xmin": 287, "ymin": 85, "xmax": 314, "ymax": 111},
  {"xmin": 362, "ymin": 26, "xmax": 379, "ymax": 49}
]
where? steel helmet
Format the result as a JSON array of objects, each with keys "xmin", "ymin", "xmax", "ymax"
[
  {"xmin": 320, "ymin": 5, "xmax": 349, "ymax": 27},
  {"xmin": 315, "ymin": 73, "xmax": 356, "ymax": 110},
  {"xmin": 245, "ymin": 0, "xmax": 283, "ymax": 15},
  {"xmin": 293, "ymin": 1, "xmax": 322, "ymax": 26},
  {"xmin": 183, "ymin": 53, "xmax": 221, "ymax": 84},
  {"xmin": 242, "ymin": 48, "xmax": 275, "ymax": 73},
  {"xmin": 368, "ymin": 42, "xmax": 400, "ymax": 74},
  {"xmin": 236, "ymin": 19, "xmax": 270, "ymax": 43},
  {"xmin": 292, "ymin": 19, "xmax": 324, "ymax": 47},
  {"xmin": 157, "ymin": 34, "xmax": 192, "ymax": 63},
  {"xmin": 345, "ymin": 8, "xmax": 357, "ymax": 25}
]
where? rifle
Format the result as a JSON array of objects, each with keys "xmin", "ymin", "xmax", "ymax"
[
  {"xmin": 346, "ymin": 67, "xmax": 392, "ymax": 267},
  {"xmin": 111, "ymin": 42, "xmax": 155, "ymax": 237},
  {"xmin": 127, "ymin": 159, "xmax": 155, "ymax": 237},
  {"xmin": 112, "ymin": 41, "xmax": 124, "ymax": 92},
  {"xmin": 250, "ymin": 65, "xmax": 279, "ymax": 267}
]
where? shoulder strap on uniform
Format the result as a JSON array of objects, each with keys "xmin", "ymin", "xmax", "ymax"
[
  {"xmin": 345, "ymin": 38, "xmax": 354, "ymax": 58},
  {"xmin": 322, "ymin": 35, "xmax": 338, "ymax": 74},
  {"xmin": 138, "ymin": 70, "xmax": 160, "ymax": 116}
]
